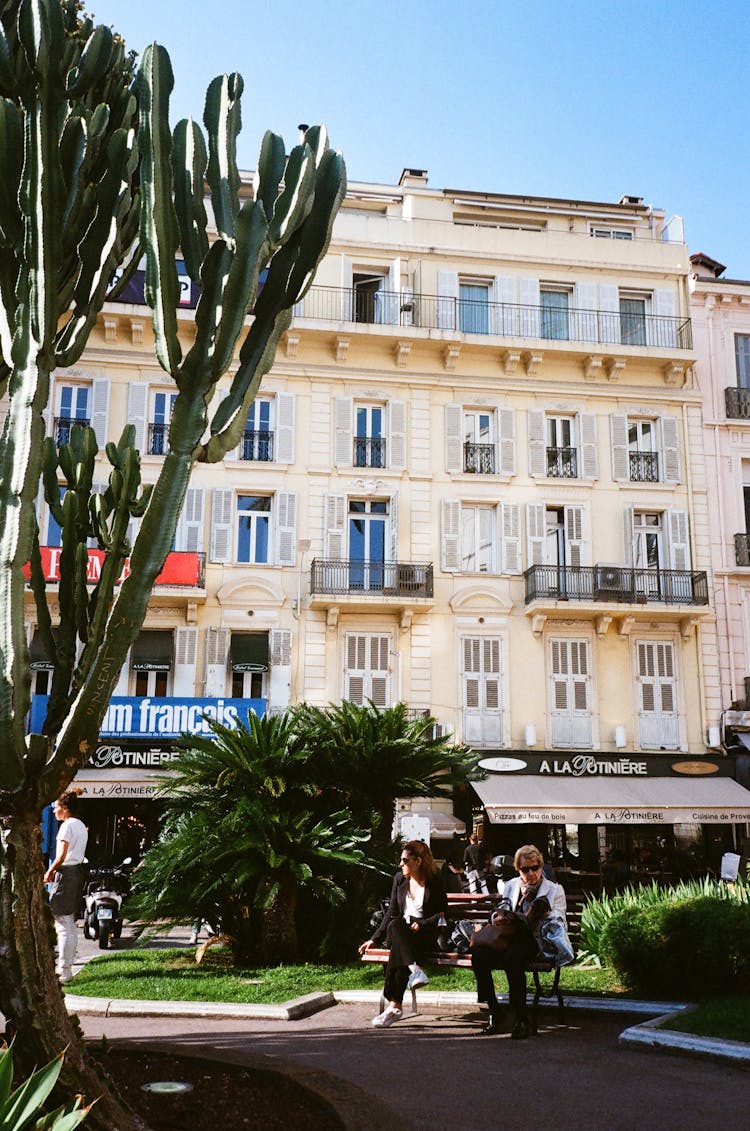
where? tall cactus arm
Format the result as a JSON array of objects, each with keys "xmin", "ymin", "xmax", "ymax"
[
  {"xmin": 172, "ymin": 116, "xmax": 208, "ymax": 282},
  {"xmin": 267, "ymin": 142, "xmax": 315, "ymax": 246},
  {"xmin": 203, "ymin": 72, "xmax": 242, "ymax": 239},
  {"xmin": 137, "ymin": 42, "xmax": 181, "ymax": 375},
  {"xmin": 0, "ymin": 96, "xmax": 23, "ymax": 247},
  {"xmin": 253, "ymin": 130, "xmax": 285, "ymax": 220},
  {"xmin": 207, "ymin": 198, "xmax": 269, "ymax": 381},
  {"xmin": 28, "ymin": 511, "xmax": 55, "ymax": 668},
  {"xmin": 175, "ymin": 236, "xmax": 234, "ymax": 396},
  {"xmin": 283, "ymin": 146, "xmax": 346, "ymax": 302}
]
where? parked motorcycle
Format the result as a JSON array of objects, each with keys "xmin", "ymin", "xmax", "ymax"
[{"xmin": 82, "ymin": 858, "xmax": 132, "ymax": 949}]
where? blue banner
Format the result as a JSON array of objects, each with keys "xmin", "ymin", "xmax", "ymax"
[{"xmin": 30, "ymin": 696, "xmax": 266, "ymax": 740}]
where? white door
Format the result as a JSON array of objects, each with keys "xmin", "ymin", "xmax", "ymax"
[
  {"xmin": 637, "ymin": 641, "xmax": 679, "ymax": 749},
  {"xmin": 462, "ymin": 637, "xmax": 503, "ymax": 746},
  {"xmin": 550, "ymin": 639, "xmax": 592, "ymax": 748}
]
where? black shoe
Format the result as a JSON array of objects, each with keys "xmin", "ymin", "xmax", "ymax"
[
  {"xmin": 480, "ymin": 1012, "xmax": 505, "ymax": 1036},
  {"xmin": 511, "ymin": 1019, "xmax": 530, "ymax": 1040}
]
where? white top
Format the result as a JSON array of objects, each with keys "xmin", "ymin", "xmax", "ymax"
[
  {"xmin": 57, "ymin": 817, "xmax": 88, "ymax": 866},
  {"xmin": 404, "ymin": 884, "xmax": 425, "ymax": 921}
]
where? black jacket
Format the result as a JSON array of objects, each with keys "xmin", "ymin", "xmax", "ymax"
[{"xmin": 372, "ymin": 872, "xmax": 447, "ymax": 945}]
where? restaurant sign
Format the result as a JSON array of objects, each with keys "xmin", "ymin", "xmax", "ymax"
[
  {"xmin": 484, "ymin": 807, "xmax": 750, "ymax": 825},
  {"xmin": 477, "ymin": 752, "xmax": 732, "ymax": 777}
]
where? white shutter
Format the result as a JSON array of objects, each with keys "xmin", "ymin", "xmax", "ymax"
[
  {"xmin": 598, "ymin": 285, "xmax": 620, "ymax": 345},
  {"xmin": 269, "ymin": 628, "xmax": 292, "ymax": 710},
  {"xmin": 275, "ymin": 392, "xmax": 295, "ymax": 463},
  {"xmin": 622, "ymin": 505, "xmax": 635, "ymax": 565},
  {"xmin": 495, "ymin": 275, "xmax": 518, "ymax": 336},
  {"xmin": 462, "ymin": 637, "xmax": 503, "ymax": 746},
  {"xmin": 550, "ymin": 639, "xmax": 592, "ymax": 748},
  {"xmin": 324, "ymin": 494, "xmax": 346, "ymax": 560},
  {"xmin": 175, "ymin": 486, "xmax": 204, "ymax": 552},
  {"xmin": 388, "ymin": 399, "xmax": 407, "ymax": 470},
  {"xmin": 334, "ymin": 396, "xmax": 352, "ymax": 466},
  {"xmin": 565, "ymin": 504, "xmax": 589, "ymax": 567},
  {"xmin": 667, "ymin": 509, "xmax": 690, "ymax": 571},
  {"xmin": 209, "ymin": 488, "xmax": 234, "ymax": 562},
  {"xmin": 526, "ymin": 502, "xmax": 547, "ymax": 567},
  {"xmin": 610, "ymin": 414, "xmax": 629, "ymax": 481},
  {"xmin": 385, "ymin": 259, "xmax": 400, "ymax": 325},
  {"xmin": 340, "ymin": 254, "xmax": 353, "ymax": 319},
  {"xmin": 498, "ymin": 407, "xmax": 516, "ymax": 476},
  {"xmin": 654, "ymin": 288, "xmax": 677, "ymax": 348},
  {"xmin": 574, "ymin": 280, "xmax": 598, "ymax": 342},
  {"xmin": 91, "ymin": 377, "xmax": 110, "ymax": 448},
  {"xmin": 275, "ymin": 491, "xmax": 297, "ymax": 566},
  {"xmin": 388, "ymin": 492, "xmax": 399, "ymax": 564},
  {"xmin": 345, "ymin": 633, "xmax": 390, "ymax": 707},
  {"xmin": 660, "ymin": 416, "xmax": 681, "ymax": 484},
  {"xmin": 500, "ymin": 503, "xmax": 521, "ymax": 575},
  {"xmin": 637, "ymin": 641, "xmax": 679, "ymax": 748},
  {"xmin": 519, "ymin": 277, "xmax": 540, "ymax": 338},
  {"xmin": 172, "ymin": 628, "xmax": 198, "ymax": 696},
  {"xmin": 528, "ymin": 409, "xmax": 546, "ymax": 477},
  {"xmin": 204, "ymin": 627, "xmax": 229, "ymax": 698},
  {"xmin": 437, "ymin": 270, "xmax": 458, "ymax": 330},
  {"xmin": 578, "ymin": 413, "xmax": 598, "ymax": 479},
  {"xmin": 127, "ymin": 382, "xmax": 148, "ymax": 452},
  {"xmin": 445, "ymin": 403, "xmax": 463, "ymax": 473},
  {"xmin": 441, "ymin": 498, "xmax": 461, "ymax": 571}
]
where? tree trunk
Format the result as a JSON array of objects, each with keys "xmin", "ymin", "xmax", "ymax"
[
  {"xmin": 260, "ymin": 881, "xmax": 299, "ymax": 963},
  {"xmin": 0, "ymin": 804, "xmax": 150, "ymax": 1131}
]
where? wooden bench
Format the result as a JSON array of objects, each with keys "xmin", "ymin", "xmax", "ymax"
[{"xmin": 361, "ymin": 890, "xmax": 584, "ymax": 1034}]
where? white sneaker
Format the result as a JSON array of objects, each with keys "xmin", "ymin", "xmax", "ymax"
[
  {"xmin": 58, "ymin": 968, "xmax": 74, "ymax": 984},
  {"xmin": 371, "ymin": 1006, "xmax": 403, "ymax": 1028},
  {"xmin": 407, "ymin": 968, "xmax": 429, "ymax": 990}
]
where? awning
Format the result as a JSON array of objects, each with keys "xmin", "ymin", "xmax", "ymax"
[
  {"xmin": 29, "ymin": 631, "xmax": 55, "ymax": 670},
  {"xmin": 131, "ymin": 631, "xmax": 173, "ymax": 671},
  {"xmin": 72, "ymin": 769, "xmax": 173, "ymax": 800},
  {"xmin": 230, "ymin": 633, "xmax": 269, "ymax": 672},
  {"xmin": 472, "ymin": 775, "xmax": 750, "ymax": 825},
  {"xmin": 398, "ymin": 809, "xmax": 466, "ymax": 837}
]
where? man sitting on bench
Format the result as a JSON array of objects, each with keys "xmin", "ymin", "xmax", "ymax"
[{"xmin": 471, "ymin": 843, "xmax": 569, "ymax": 1040}]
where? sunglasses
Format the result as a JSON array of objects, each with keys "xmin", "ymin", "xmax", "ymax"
[
  {"xmin": 399, "ymin": 857, "xmax": 413, "ymax": 865},
  {"xmin": 519, "ymin": 864, "xmax": 542, "ymax": 874}
]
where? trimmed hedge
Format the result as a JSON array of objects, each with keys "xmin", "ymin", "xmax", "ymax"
[{"xmin": 600, "ymin": 895, "xmax": 750, "ymax": 997}]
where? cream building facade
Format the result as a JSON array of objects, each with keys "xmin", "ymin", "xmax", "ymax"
[{"xmin": 23, "ymin": 168, "xmax": 750, "ymax": 870}]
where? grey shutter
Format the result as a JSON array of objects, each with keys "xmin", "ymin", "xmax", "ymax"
[
  {"xmin": 334, "ymin": 396, "xmax": 352, "ymax": 466},
  {"xmin": 579, "ymin": 413, "xmax": 598, "ymax": 479},
  {"xmin": 654, "ymin": 288, "xmax": 677, "ymax": 348},
  {"xmin": 565, "ymin": 505, "xmax": 588, "ymax": 567},
  {"xmin": 518, "ymin": 277, "xmax": 540, "ymax": 337},
  {"xmin": 276, "ymin": 491, "xmax": 297, "ymax": 566},
  {"xmin": 526, "ymin": 502, "xmax": 547, "ymax": 567},
  {"xmin": 388, "ymin": 399, "xmax": 407, "ymax": 470},
  {"xmin": 637, "ymin": 641, "xmax": 679, "ymax": 748},
  {"xmin": 369, "ymin": 634, "xmax": 390, "ymax": 708},
  {"xmin": 498, "ymin": 407, "xmax": 516, "ymax": 475},
  {"xmin": 269, "ymin": 628, "xmax": 292, "ymax": 711},
  {"xmin": 598, "ymin": 285, "xmax": 620, "ymax": 345},
  {"xmin": 667, "ymin": 509, "xmax": 690, "ymax": 571},
  {"xmin": 437, "ymin": 270, "xmax": 458, "ymax": 330},
  {"xmin": 528, "ymin": 409, "xmax": 546, "ymax": 477},
  {"xmin": 91, "ymin": 377, "xmax": 110, "ymax": 447},
  {"xmin": 127, "ymin": 382, "xmax": 149, "ymax": 451},
  {"xmin": 204, "ymin": 627, "xmax": 229, "ymax": 697},
  {"xmin": 445, "ymin": 404, "xmax": 463, "ymax": 473},
  {"xmin": 209, "ymin": 488, "xmax": 234, "ymax": 562},
  {"xmin": 389, "ymin": 492, "xmax": 399, "ymax": 564},
  {"xmin": 275, "ymin": 392, "xmax": 295, "ymax": 463},
  {"xmin": 501, "ymin": 503, "xmax": 521, "ymax": 574},
  {"xmin": 660, "ymin": 416, "xmax": 681, "ymax": 484},
  {"xmin": 495, "ymin": 275, "xmax": 518, "ymax": 335},
  {"xmin": 173, "ymin": 628, "xmax": 198, "ymax": 696},
  {"xmin": 324, "ymin": 494, "xmax": 346, "ymax": 559},
  {"xmin": 175, "ymin": 486, "xmax": 204, "ymax": 552},
  {"xmin": 441, "ymin": 499, "xmax": 461, "ymax": 571},
  {"xmin": 610, "ymin": 414, "xmax": 629, "ymax": 481},
  {"xmin": 622, "ymin": 505, "xmax": 635, "ymax": 565},
  {"xmin": 385, "ymin": 259, "xmax": 401, "ymax": 325},
  {"xmin": 574, "ymin": 280, "xmax": 598, "ymax": 342}
]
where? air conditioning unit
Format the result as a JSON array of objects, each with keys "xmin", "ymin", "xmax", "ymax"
[{"xmin": 594, "ymin": 564, "xmax": 633, "ymax": 600}]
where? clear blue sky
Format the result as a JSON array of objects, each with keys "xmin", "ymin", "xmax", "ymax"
[{"xmin": 91, "ymin": 0, "xmax": 749, "ymax": 277}]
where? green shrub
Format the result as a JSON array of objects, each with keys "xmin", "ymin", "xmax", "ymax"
[{"xmin": 600, "ymin": 896, "xmax": 750, "ymax": 998}]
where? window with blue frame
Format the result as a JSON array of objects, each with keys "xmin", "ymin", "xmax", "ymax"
[
  {"xmin": 149, "ymin": 392, "xmax": 177, "ymax": 455},
  {"xmin": 354, "ymin": 404, "xmax": 384, "ymax": 468},
  {"xmin": 55, "ymin": 384, "xmax": 90, "ymax": 444},
  {"xmin": 236, "ymin": 495, "xmax": 271, "ymax": 563},
  {"xmin": 241, "ymin": 398, "xmax": 273, "ymax": 461},
  {"xmin": 348, "ymin": 499, "xmax": 387, "ymax": 590},
  {"xmin": 459, "ymin": 282, "xmax": 490, "ymax": 334}
]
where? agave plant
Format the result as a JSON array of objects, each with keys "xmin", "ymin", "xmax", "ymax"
[{"xmin": 0, "ymin": 1044, "xmax": 90, "ymax": 1130}]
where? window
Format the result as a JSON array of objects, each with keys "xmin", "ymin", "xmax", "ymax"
[
  {"xmin": 546, "ymin": 415, "xmax": 577, "ymax": 478},
  {"xmin": 628, "ymin": 419, "xmax": 659, "ymax": 482},
  {"xmin": 236, "ymin": 495, "xmax": 271, "ymax": 563},
  {"xmin": 591, "ymin": 226, "xmax": 634, "ymax": 240},
  {"xmin": 461, "ymin": 505, "xmax": 496, "ymax": 572},
  {"xmin": 442, "ymin": 500, "xmax": 521, "ymax": 575},
  {"xmin": 54, "ymin": 384, "xmax": 89, "ymax": 445},
  {"xmin": 131, "ymin": 630, "xmax": 172, "ymax": 697},
  {"xmin": 462, "ymin": 637, "xmax": 503, "ymax": 746},
  {"xmin": 149, "ymin": 391, "xmax": 176, "ymax": 455},
  {"xmin": 619, "ymin": 292, "xmax": 649, "ymax": 346},
  {"xmin": 540, "ymin": 287, "xmax": 571, "ymax": 341},
  {"xmin": 735, "ymin": 334, "xmax": 750, "ymax": 389},
  {"xmin": 463, "ymin": 410, "xmax": 496, "ymax": 474},
  {"xmin": 549, "ymin": 638, "xmax": 592, "ymax": 748},
  {"xmin": 230, "ymin": 633, "xmax": 269, "ymax": 699},
  {"xmin": 344, "ymin": 633, "xmax": 390, "ymax": 706},
  {"xmin": 459, "ymin": 281, "xmax": 490, "ymax": 334},
  {"xmin": 610, "ymin": 415, "xmax": 680, "ymax": 484},
  {"xmin": 354, "ymin": 404, "xmax": 385, "ymax": 468},
  {"xmin": 353, "ymin": 272, "xmax": 391, "ymax": 324},
  {"xmin": 445, "ymin": 404, "xmax": 515, "ymax": 477},
  {"xmin": 349, "ymin": 499, "xmax": 388, "ymax": 589},
  {"xmin": 241, "ymin": 398, "xmax": 273, "ymax": 462},
  {"xmin": 636, "ymin": 640, "xmax": 679, "ymax": 749},
  {"xmin": 335, "ymin": 397, "xmax": 405, "ymax": 471},
  {"xmin": 528, "ymin": 410, "xmax": 597, "ymax": 480}
]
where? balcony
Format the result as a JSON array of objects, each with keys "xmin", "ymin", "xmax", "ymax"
[
  {"xmin": 309, "ymin": 559, "xmax": 434, "ymax": 623},
  {"xmin": 240, "ymin": 429, "xmax": 273, "ymax": 461},
  {"xmin": 524, "ymin": 564, "xmax": 709, "ymax": 607},
  {"xmin": 148, "ymin": 422, "xmax": 168, "ymax": 455},
  {"xmin": 54, "ymin": 416, "xmax": 90, "ymax": 445},
  {"xmin": 629, "ymin": 451, "xmax": 659, "ymax": 482},
  {"xmin": 464, "ymin": 441, "xmax": 496, "ymax": 474},
  {"xmin": 546, "ymin": 446, "xmax": 577, "ymax": 478},
  {"xmin": 726, "ymin": 387, "xmax": 750, "ymax": 419},
  {"xmin": 735, "ymin": 533, "xmax": 750, "ymax": 567},
  {"xmin": 354, "ymin": 436, "xmax": 386, "ymax": 468},
  {"xmin": 298, "ymin": 286, "xmax": 693, "ymax": 351},
  {"xmin": 25, "ymin": 549, "xmax": 206, "ymax": 603}
]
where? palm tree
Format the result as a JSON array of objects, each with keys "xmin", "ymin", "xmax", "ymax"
[{"xmin": 133, "ymin": 712, "xmax": 371, "ymax": 962}]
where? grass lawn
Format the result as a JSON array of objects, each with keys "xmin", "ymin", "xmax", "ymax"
[
  {"xmin": 67, "ymin": 947, "xmax": 625, "ymax": 1004},
  {"xmin": 660, "ymin": 997, "xmax": 750, "ymax": 1043}
]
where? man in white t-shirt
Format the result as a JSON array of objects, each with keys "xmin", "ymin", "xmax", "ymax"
[{"xmin": 44, "ymin": 791, "xmax": 88, "ymax": 983}]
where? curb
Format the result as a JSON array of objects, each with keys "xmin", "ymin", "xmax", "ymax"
[
  {"xmin": 66, "ymin": 990, "xmax": 335, "ymax": 1021},
  {"xmin": 619, "ymin": 1011, "xmax": 750, "ymax": 1067}
]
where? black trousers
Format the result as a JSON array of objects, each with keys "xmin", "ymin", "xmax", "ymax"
[
  {"xmin": 471, "ymin": 938, "xmax": 538, "ymax": 1019},
  {"xmin": 382, "ymin": 918, "xmax": 434, "ymax": 1004}
]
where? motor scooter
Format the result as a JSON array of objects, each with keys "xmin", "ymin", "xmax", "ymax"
[{"xmin": 82, "ymin": 857, "xmax": 132, "ymax": 949}]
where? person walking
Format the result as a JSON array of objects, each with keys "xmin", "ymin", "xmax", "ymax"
[
  {"xmin": 463, "ymin": 832, "xmax": 489, "ymax": 894},
  {"xmin": 44, "ymin": 790, "xmax": 88, "ymax": 984}
]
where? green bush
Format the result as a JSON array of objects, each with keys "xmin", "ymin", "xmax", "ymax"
[{"xmin": 600, "ymin": 896, "xmax": 750, "ymax": 998}]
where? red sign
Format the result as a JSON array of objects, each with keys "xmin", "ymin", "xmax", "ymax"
[{"xmin": 26, "ymin": 549, "xmax": 202, "ymax": 587}]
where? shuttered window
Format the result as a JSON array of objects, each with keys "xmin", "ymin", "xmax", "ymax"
[
  {"xmin": 344, "ymin": 634, "xmax": 391, "ymax": 707},
  {"xmin": 549, "ymin": 639, "xmax": 593, "ymax": 748},
  {"xmin": 636, "ymin": 640, "xmax": 679, "ymax": 749},
  {"xmin": 462, "ymin": 637, "xmax": 503, "ymax": 746}
]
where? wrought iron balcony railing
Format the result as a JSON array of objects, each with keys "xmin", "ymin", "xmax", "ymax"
[
  {"xmin": 54, "ymin": 416, "xmax": 90, "ymax": 445},
  {"xmin": 735, "ymin": 533, "xmax": 750, "ymax": 566},
  {"xmin": 311, "ymin": 558, "xmax": 434, "ymax": 598},
  {"xmin": 464, "ymin": 441, "xmax": 496, "ymax": 474},
  {"xmin": 354, "ymin": 436, "xmax": 386, "ymax": 468},
  {"xmin": 240, "ymin": 429, "xmax": 274, "ymax": 461},
  {"xmin": 629, "ymin": 451, "xmax": 659, "ymax": 482},
  {"xmin": 297, "ymin": 286, "xmax": 693, "ymax": 350},
  {"xmin": 524, "ymin": 563, "xmax": 709, "ymax": 606},
  {"xmin": 726, "ymin": 387, "xmax": 750, "ymax": 419},
  {"xmin": 546, "ymin": 446, "xmax": 577, "ymax": 478},
  {"xmin": 148, "ymin": 422, "xmax": 168, "ymax": 455}
]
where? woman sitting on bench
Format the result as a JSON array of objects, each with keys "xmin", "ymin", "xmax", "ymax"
[{"xmin": 359, "ymin": 840, "xmax": 447, "ymax": 1028}]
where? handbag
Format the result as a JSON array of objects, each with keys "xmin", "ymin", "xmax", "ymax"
[{"xmin": 470, "ymin": 904, "xmax": 532, "ymax": 954}]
